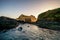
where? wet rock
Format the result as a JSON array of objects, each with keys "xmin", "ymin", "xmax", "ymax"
[
  {"xmin": 18, "ymin": 27, "xmax": 23, "ymax": 31},
  {"xmin": 27, "ymin": 26, "xmax": 30, "ymax": 27}
]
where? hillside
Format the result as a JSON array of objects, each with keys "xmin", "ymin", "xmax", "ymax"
[{"xmin": 37, "ymin": 8, "xmax": 60, "ymax": 30}]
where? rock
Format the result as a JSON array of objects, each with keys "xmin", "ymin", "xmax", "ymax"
[{"xmin": 18, "ymin": 27, "xmax": 23, "ymax": 31}]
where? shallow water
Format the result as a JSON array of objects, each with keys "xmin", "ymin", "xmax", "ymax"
[{"xmin": 0, "ymin": 23, "xmax": 60, "ymax": 40}]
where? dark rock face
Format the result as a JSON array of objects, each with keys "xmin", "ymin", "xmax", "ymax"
[
  {"xmin": 37, "ymin": 8, "xmax": 60, "ymax": 30},
  {"xmin": 0, "ymin": 16, "xmax": 19, "ymax": 31}
]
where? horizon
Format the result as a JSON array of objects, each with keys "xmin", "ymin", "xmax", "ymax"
[{"xmin": 0, "ymin": 0, "xmax": 60, "ymax": 18}]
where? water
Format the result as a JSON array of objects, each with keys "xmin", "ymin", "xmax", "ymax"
[{"xmin": 0, "ymin": 23, "xmax": 60, "ymax": 40}]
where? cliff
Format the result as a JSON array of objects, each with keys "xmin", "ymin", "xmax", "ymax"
[
  {"xmin": 37, "ymin": 8, "xmax": 60, "ymax": 30},
  {"xmin": 17, "ymin": 14, "xmax": 37, "ymax": 23}
]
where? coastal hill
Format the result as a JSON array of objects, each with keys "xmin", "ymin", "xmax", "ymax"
[
  {"xmin": 37, "ymin": 8, "xmax": 60, "ymax": 30},
  {"xmin": 17, "ymin": 14, "xmax": 37, "ymax": 23}
]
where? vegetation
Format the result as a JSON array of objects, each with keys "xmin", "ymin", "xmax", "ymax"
[{"xmin": 37, "ymin": 8, "xmax": 60, "ymax": 30}]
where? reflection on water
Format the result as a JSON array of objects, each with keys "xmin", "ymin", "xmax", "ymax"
[{"xmin": 0, "ymin": 23, "xmax": 60, "ymax": 40}]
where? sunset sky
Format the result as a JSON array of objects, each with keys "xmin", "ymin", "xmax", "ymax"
[{"xmin": 0, "ymin": 0, "xmax": 60, "ymax": 18}]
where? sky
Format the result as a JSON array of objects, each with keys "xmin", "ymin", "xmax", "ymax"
[{"xmin": 0, "ymin": 0, "xmax": 60, "ymax": 18}]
